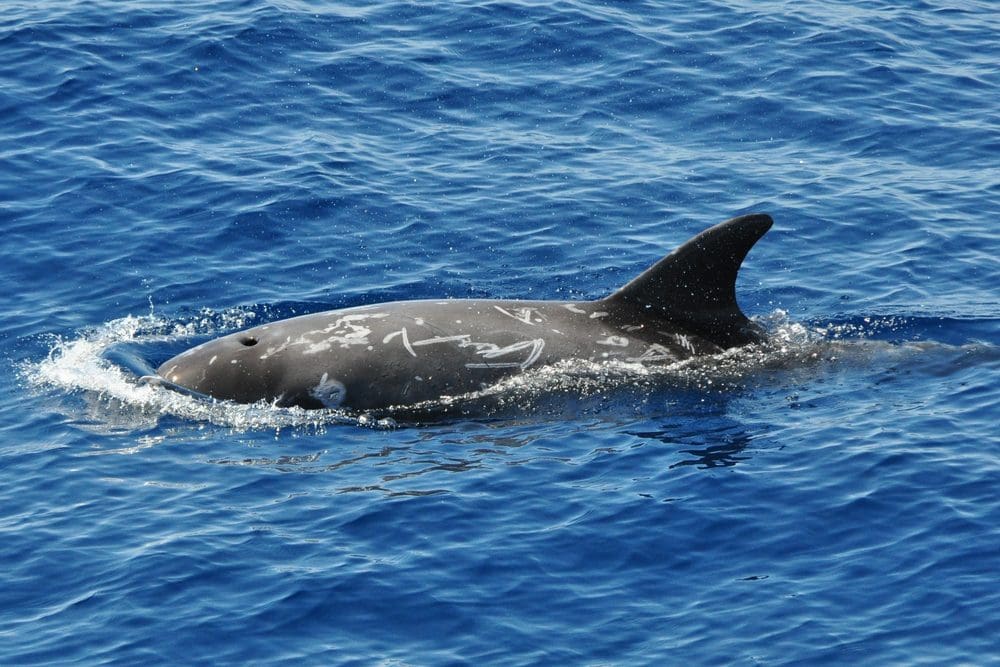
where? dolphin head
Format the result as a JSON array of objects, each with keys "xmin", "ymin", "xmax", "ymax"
[{"xmin": 152, "ymin": 327, "xmax": 346, "ymax": 409}]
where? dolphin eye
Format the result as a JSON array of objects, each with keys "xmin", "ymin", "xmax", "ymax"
[{"xmin": 240, "ymin": 336, "xmax": 258, "ymax": 347}]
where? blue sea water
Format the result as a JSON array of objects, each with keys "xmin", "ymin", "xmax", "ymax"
[{"xmin": 2, "ymin": 0, "xmax": 998, "ymax": 664}]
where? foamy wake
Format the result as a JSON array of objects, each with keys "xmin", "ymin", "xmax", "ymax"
[
  {"xmin": 22, "ymin": 308, "xmax": 952, "ymax": 430},
  {"xmin": 22, "ymin": 309, "xmax": 388, "ymax": 432}
]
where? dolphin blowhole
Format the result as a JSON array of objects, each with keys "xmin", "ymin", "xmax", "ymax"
[{"xmin": 150, "ymin": 214, "xmax": 774, "ymax": 411}]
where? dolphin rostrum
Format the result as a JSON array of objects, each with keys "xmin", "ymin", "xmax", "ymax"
[{"xmin": 144, "ymin": 213, "xmax": 773, "ymax": 410}]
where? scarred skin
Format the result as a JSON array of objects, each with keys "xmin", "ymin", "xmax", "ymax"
[
  {"xmin": 154, "ymin": 297, "xmax": 724, "ymax": 409},
  {"xmin": 147, "ymin": 214, "xmax": 773, "ymax": 410}
]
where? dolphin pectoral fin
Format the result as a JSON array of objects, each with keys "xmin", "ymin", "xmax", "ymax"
[{"xmin": 601, "ymin": 213, "xmax": 773, "ymax": 348}]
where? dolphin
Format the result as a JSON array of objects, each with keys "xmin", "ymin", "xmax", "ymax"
[{"xmin": 143, "ymin": 213, "xmax": 773, "ymax": 411}]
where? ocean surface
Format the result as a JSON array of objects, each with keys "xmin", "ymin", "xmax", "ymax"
[{"xmin": 2, "ymin": 1, "xmax": 998, "ymax": 664}]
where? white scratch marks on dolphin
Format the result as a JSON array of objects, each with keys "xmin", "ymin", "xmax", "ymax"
[
  {"xmin": 626, "ymin": 343, "xmax": 674, "ymax": 363},
  {"xmin": 465, "ymin": 339, "xmax": 545, "ymax": 370},
  {"xmin": 310, "ymin": 372, "xmax": 346, "ymax": 408},
  {"xmin": 412, "ymin": 335, "xmax": 472, "ymax": 346},
  {"xmin": 303, "ymin": 340, "xmax": 332, "ymax": 355},
  {"xmin": 562, "ymin": 303, "xmax": 587, "ymax": 314},
  {"xmin": 596, "ymin": 336, "xmax": 629, "ymax": 347},
  {"xmin": 307, "ymin": 313, "xmax": 388, "ymax": 351},
  {"xmin": 494, "ymin": 305, "xmax": 542, "ymax": 325},
  {"xmin": 674, "ymin": 333, "xmax": 697, "ymax": 354},
  {"xmin": 403, "ymin": 333, "xmax": 546, "ymax": 370},
  {"xmin": 383, "ymin": 328, "xmax": 417, "ymax": 357}
]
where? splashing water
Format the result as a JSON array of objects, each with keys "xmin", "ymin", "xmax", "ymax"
[
  {"xmin": 22, "ymin": 307, "xmax": 993, "ymax": 430},
  {"xmin": 22, "ymin": 309, "xmax": 390, "ymax": 432}
]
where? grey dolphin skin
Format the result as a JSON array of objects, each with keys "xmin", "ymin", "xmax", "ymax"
[{"xmin": 146, "ymin": 213, "xmax": 773, "ymax": 411}]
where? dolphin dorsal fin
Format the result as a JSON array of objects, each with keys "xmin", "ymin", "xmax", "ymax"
[{"xmin": 601, "ymin": 213, "xmax": 773, "ymax": 348}]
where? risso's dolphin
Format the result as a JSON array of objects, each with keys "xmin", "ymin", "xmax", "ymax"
[{"xmin": 144, "ymin": 213, "xmax": 773, "ymax": 411}]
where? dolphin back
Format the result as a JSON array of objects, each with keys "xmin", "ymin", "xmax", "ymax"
[{"xmin": 601, "ymin": 213, "xmax": 773, "ymax": 348}]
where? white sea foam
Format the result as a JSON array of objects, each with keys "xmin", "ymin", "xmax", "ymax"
[
  {"xmin": 22, "ymin": 310, "xmax": 394, "ymax": 433},
  {"xmin": 23, "ymin": 308, "xmax": 972, "ymax": 430}
]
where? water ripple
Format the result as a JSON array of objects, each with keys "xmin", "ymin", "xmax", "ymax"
[{"xmin": 2, "ymin": 0, "xmax": 998, "ymax": 664}]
